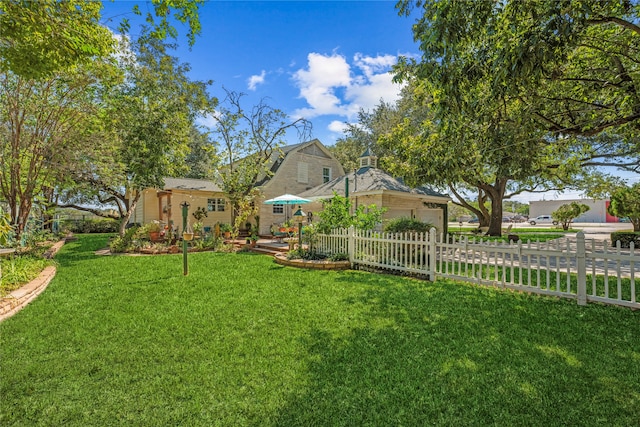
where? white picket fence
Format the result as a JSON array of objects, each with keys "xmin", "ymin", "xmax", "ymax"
[{"xmin": 313, "ymin": 227, "xmax": 639, "ymax": 309}]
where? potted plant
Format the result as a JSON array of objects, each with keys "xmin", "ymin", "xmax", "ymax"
[
  {"xmin": 146, "ymin": 221, "xmax": 162, "ymax": 242},
  {"xmin": 192, "ymin": 221, "xmax": 203, "ymax": 237},
  {"xmin": 249, "ymin": 233, "xmax": 259, "ymax": 248},
  {"xmin": 220, "ymin": 223, "xmax": 232, "ymax": 239}
]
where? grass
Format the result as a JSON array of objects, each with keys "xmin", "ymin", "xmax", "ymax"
[
  {"xmin": 0, "ymin": 255, "xmax": 54, "ymax": 297},
  {"xmin": 1, "ymin": 234, "xmax": 639, "ymax": 426}
]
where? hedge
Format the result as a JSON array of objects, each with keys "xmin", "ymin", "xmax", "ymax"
[
  {"xmin": 61, "ymin": 218, "xmax": 119, "ymax": 234},
  {"xmin": 610, "ymin": 231, "xmax": 640, "ymax": 248}
]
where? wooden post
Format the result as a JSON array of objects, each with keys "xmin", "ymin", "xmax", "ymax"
[
  {"xmin": 576, "ymin": 231, "xmax": 587, "ymax": 306},
  {"xmin": 181, "ymin": 202, "xmax": 189, "ymax": 276}
]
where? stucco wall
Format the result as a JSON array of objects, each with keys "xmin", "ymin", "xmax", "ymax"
[{"xmin": 529, "ymin": 199, "xmax": 612, "ymax": 223}]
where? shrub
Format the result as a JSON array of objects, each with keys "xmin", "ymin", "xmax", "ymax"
[
  {"xmin": 610, "ymin": 231, "xmax": 640, "ymax": 248},
  {"xmin": 110, "ymin": 226, "xmax": 139, "ymax": 253},
  {"xmin": 286, "ymin": 248, "xmax": 326, "ymax": 261},
  {"xmin": 384, "ymin": 217, "xmax": 434, "ymax": 234},
  {"xmin": 61, "ymin": 218, "xmax": 119, "ymax": 234},
  {"xmin": 328, "ymin": 252, "xmax": 349, "ymax": 261}
]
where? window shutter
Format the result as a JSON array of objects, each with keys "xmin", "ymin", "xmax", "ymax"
[{"xmin": 298, "ymin": 162, "xmax": 308, "ymax": 183}]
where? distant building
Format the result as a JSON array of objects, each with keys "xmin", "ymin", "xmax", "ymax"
[{"xmin": 529, "ymin": 199, "xmax": 618, "ymax": 223}]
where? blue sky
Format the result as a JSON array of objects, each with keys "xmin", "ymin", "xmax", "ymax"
[
  {"xmin": 101, "ymin": 1, "xmax": 418, "ymax": 145},
  {"xmin": 100, "ymin": 1, "xmax": 637, "ymax": 203}
]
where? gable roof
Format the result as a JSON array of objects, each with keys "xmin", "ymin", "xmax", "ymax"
[
  {"xmin": 162, "ymin": 177, "xmax": 222, "ymax": 192},
  {"xmin": 298, "ymin": 166, "xmax": 449, "ymax": 200},
  {"xmin": 256, "ymin": 138, "xmax": 340, "ymax": 186}
]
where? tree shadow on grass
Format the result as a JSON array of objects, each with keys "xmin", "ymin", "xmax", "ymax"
[{"xmin": 270, "ymin": 273, "xmax": 640, "ymax": 426}]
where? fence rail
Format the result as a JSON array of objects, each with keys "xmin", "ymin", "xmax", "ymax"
[{"xmin": 314, "ymin": 227, "xmax": 639, "ymax": 309}]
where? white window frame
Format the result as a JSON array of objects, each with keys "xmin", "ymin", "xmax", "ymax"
[{"xmin": 322, "ymin": 167, "xmax": 331, "ymax": 183}]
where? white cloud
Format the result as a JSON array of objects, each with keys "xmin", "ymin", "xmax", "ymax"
[
  {"xmin": 247, "ymin": 70, "xmax": 266, "ymax": 91},
  {"xmin": 292, "ymin": 52, "xmax": 404, "ymax": 121},
  {"xmin": 196, "ymin": 110, "xmax": 222, "ymax": 128},
  {"xmin": 328, "ymin": 120, "xmax": 349, "ymax": 134}
]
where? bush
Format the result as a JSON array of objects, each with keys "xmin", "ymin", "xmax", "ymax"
[
  {"xmin": 610, "ymin": 231, "xmax": 640, "ymax": 248},
  {"xmin": 61, "ymin": 218, "xmax": 119, "ymax": 234},
  {"xmin": 286, "ymin": 248, "xmax": 326, "ymax": 261},
  {"xmin": 328, "ymin": 252, "xmax": 349, "ymax": 261},
  {"xmin": 110, "ymin": 226, "xmax": 139, "ymax": 253},
  {"xmin": 384, "ymin": 217, "xmax": 434, "ymax": 234}
]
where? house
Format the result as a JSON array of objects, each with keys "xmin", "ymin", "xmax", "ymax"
[
  {"xmin": 130, "ymin": 177, "xmax": 229, "ymax": 233},
  {"xmin": 298, "ymin": 150, "xmax": 451, "ymax": 233},
  {"xmin": 255, "ymin": 139, "xmax": 345, "ymax": 233},
  {"xmin": 133, "ymin": 139, "xmax": 345, "ymax": 235}
]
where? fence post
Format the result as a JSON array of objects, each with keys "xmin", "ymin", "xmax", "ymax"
[
  {"xmin": 576, "ymin": 231, "xmax": 587, "ymax": 306},
  {"xmin": 429, "ymin": 228, "xmax": 437, "ymax": 282},
  {"xmin": 348, "ymin": 226, "xmax": 355, "ymax": 264}
]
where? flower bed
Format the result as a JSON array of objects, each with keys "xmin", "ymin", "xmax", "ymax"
[{"xmin": 274, "ymin": 253, "xmax": 351, "ymax": 270}]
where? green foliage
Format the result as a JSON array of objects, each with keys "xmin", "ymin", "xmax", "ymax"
[
  {"xmin": 391, "ymin": 1, "xmax": 640, "ymax": 234},
  {"xmin": 384, "ymin": 217, "xmax": 435, "ymax": 234},
  {"xmin": 286, "ymin": 248, "xmax": 326, "ymax": 261},
  {"xmin": 315, "ymin": 193, "xmax": 385, "ymax": 234},
  {"xmin": 0, "ymin": 255, "xmax": 53, "ymax": 297},
  {"xmin": 0, "ymin": 208, "xmax": 14, "ymax": 247},
  {"xmin": 328, "ymin": 252, "xmax": 349, "ymax": 261},
  {"xmin": 608, "ymin": 183, "xmax": 640, "ymax": 232},
  {"xmin": 0, "ymin": 0, "xmax": 115, "ymax": 79},
  {"xmin": 610, "ymin": 232, "xmax": 640, "ymax": 248},
  {"xmin": 552, "ymin": 202, "xmax": 590, "ymax": 231},
  {"xmin": 109, "ymin": 226, "xmax": 139, "ymax": 253},
  {"xmin": 61, "ymin": 219, "xmax": 119, "ymax": 234}
]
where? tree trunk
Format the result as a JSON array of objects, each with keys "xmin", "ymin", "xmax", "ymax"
[
  {"xmin": 118, "ymin": 191, "xmax": 139, "ymax": 237},
  {"xmin": 482, "ymin": 177, "xmax": 508, "ymax": 237},
  {"xmin": 486, "ymin": 199, "xmax": 504, "ymax": 236}
]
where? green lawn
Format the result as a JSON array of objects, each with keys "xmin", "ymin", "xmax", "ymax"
[{"xmin": 1, "ymin": 234, "xmax": 639, "ymax": 426}]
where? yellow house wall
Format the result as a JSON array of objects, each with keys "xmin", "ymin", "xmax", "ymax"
[
  {"xmin": 136, "ymin": 189, "xmax": 232, "ymax": 232},
  {"xmin": 297, "ymin": 193, "xmax": 445, "ymax": 233},
  {"xmin": 258, "ymin": 143, "xmax": 344, "ymax": 234}
]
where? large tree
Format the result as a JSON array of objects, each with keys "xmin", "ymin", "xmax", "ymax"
[
  {"xmin": 0, "ymin": 60, "xmax": 117, "ymax": 239},
  {"xmin": 57, "ymin": 36, "xmax": 214, "ymax": 236},
  {"xmin": 389, "ymin": 0, "xmax": 640, "ymax": 234},
  {"xmin": 396, "ymin": 0, "xmax": 640, "ymax": 172},
  {"xmin": 0, "ymin": 0, "xmax": 205, "ymax": 80},
  {"xmin": 210, "ymin": 89, "xmax": 311, "ymax": 225}
]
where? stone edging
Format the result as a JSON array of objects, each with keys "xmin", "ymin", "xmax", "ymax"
[
  {"xmin": 0, "ymin": 239, "xmax": 66, "ymax": 323},
  {"xmin": 274, "ymin": 253, "xmax": 351, "ymax": 270}
]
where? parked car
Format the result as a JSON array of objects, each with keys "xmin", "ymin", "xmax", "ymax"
[
  {"xmin": 511, "ymin": 215, "xmax": 528, "ymax": 223},
  {"xmin": 468, "ymin": 218, "xmax": 479, "ymax": 224},
  {"xmin": 502, "ymin": 217, "xmax": 513, "ymax": 223},
  {"xmin": 529, "ymin": 215, "xmax": 558, "ymax": 226}
]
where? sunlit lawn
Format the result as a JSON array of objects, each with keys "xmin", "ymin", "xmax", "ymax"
[{"xmin": 1, "ymin": 234, "xmax": 639, "ymax": 426}]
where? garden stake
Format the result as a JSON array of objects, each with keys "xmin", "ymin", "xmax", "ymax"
[{"xmin": 181, "ymin": 201, "xmax": 190, "ymax": 275}]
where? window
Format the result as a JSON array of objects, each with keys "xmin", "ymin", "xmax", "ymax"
[
  {"xmin": 297, "ymin": 162, "xmax": 308, "ymax": 183},
  {"xmin": 273, "ymin": 204, "xmax": 284, "ymax": 214},
  {"xmin": 322, "ymin": 167, "xmax": 331, "ymax": 183},
  {"xmin": 207, "ymin": 198, "xmax": 225, "ymax": 212}
]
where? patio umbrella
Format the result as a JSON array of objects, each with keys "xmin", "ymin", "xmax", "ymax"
[
  {"xmin": 263, "ymin": 194, "xmax": 311, "ymax": 205},
  {"xmin": 264, "ymin": 194, "xmax": 311, "ymax": 222}
]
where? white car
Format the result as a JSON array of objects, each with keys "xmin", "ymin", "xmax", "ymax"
[{"xmin": 529, "ymin": 215, "xmax": 558, "ymax": 226}]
